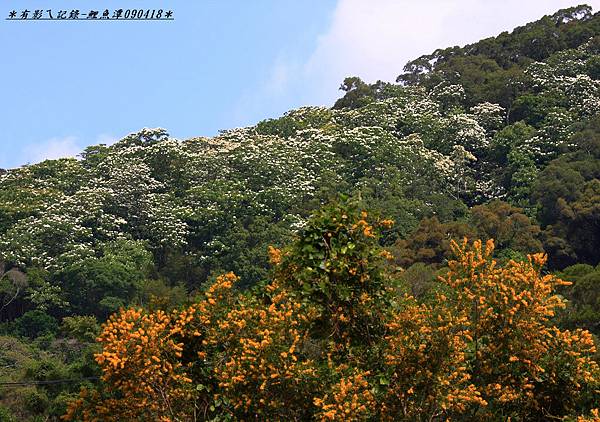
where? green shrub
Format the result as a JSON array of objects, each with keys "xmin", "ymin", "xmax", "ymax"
[
  {"xmin": 0, "ymin": 406, "xmax": 16, "ymax": 422},
  {"xmin": 14, "ymin": 310, "xmax": 58, "ymax": 339},
  {"xmin": 61, "ymin": 316, "xmax": 100, "ymax": 342},
  {"xmin": 22, "ymin": 388, "xmax": 49, "ymax": 414}
]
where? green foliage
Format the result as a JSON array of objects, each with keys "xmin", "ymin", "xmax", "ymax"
[
  {"xmin": 531, "ymin": 121, "xmax": 600, "ymax": 268},
  {"xmin": 21, "ymin": 388, "xmax": 49, "ymax": 415},
  {"xmin": 511, "ymin": 93, "xmax": 563, "ymax": 126},
  {"xmin": 25, "ymin": 268, "xmax": 68, "ymax": 313},
  {"xmin": 470, "ymin": 200, "xmax": 542, "ymax": 253},
  {"xmin": 284, "ymin": 200, "xmax": 388, "ymax": 307},
  {"xmin": 14, "ymin": 310, "xmax": 58, "ymax": 339},
  {"xmin": 0, "ymin": 407, "xmax": 16, "ymax": 422},
  {"xmin": 135, "ymin": 279, "xmax": 187, "ymax": 312},
  {"xmin": 557, "ymin": 263, "xmax": 600, "ymax": 335},
  {"xmin": 392, "ymin": 216, "xmax": 476, "ymax": 268},
  {"xmin": 48, "ymin": 392, "xmax": 79, "ymax": 420},
  {"xmin": 61, "ymin": 316, "xmax": 100, "ymax": 343},
  {"xmin": 490, "ymin": 122, "xmax": 536, "ymax": 165},
  {"xmin": 397, "ymin": 262, "xmax": 438, "ymax": 299},
  {"xmin": 58, "ymin": 240, "xmax": 151, "ymax": 317},
  {"xmin": 334, "ymin": 77, "xmax": 381, "ymax": 109},
  {"xmin": 23, "ymin": 357, "xmax": 67, "ymax": 382},
  {"xmin": 256, "ymin": 116, "xmax": 300, "ymax": 137},
  {"xmin": 392, "ymin": 201, "xmax": 543, "ymax": 270}
]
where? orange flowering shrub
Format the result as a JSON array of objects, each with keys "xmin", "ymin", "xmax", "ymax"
[
  {"xmin": 63, "ymin": 307, "xmax": 195, "ymax": 421},
  {"xmin": 64, "ymin": 274, "xmax": 240, "ymax": 421},
  {"xmin": 439, "ymin": 239, "xmax": 600, "ymax": 419},
  {"xmin": 190, "ymin": 281, "xmax": 321, "ymax": 419},
  {"xmin": 64, "ymin": 203, "xmax": 599, "ymax": 421},
  {"xmin": 382, "ymin": 299, "xmax": 486, "ymax": 419}
]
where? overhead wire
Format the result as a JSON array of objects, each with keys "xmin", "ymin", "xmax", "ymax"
[{"xmin": 0, "ymin": 376, "xmax": 99, "ymax": 387}]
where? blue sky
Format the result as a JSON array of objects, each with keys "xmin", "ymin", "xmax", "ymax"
[{"xmin": 2, "ymin": 0, "xmax": 599, "ymax": 168}]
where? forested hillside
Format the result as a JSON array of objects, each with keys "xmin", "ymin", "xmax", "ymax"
[{"xmin": 1, "ymin": 5, "xmax": 600, "ymax": 421}]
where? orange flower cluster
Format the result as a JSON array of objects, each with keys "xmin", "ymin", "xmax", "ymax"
[
  {"xmin": 351, "ymin": 211, "xmax": 376, "ymax": 238},
  {"xmin": 314, "ymin": 370, "xmax": 375, "ymax": 421},
  {"xmin": 267, "ymin": 245, "xmax": 282, "ymax": 266},
  {"xmin": 578, "ymin": 408, "xmax": 600, "ymax": 421}
]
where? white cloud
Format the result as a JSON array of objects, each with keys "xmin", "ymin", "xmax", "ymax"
[
  {"xmin": 20, "ymin": 133, "xmax": 118, "ymax": 166},
  {"xmin": 231, "ymin": 54, "xmax": 303, "ymax": 126},
  {"xmin": 265, "ymin": 57, "xmax": 297, "ymax": 96},
  {"xmin": 23, "ymin": 136, "xmax": 82, "ymax": 164},
  {"xmin": 253, "ymin": 0, "xmax": 600, "ymax": 111}
]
